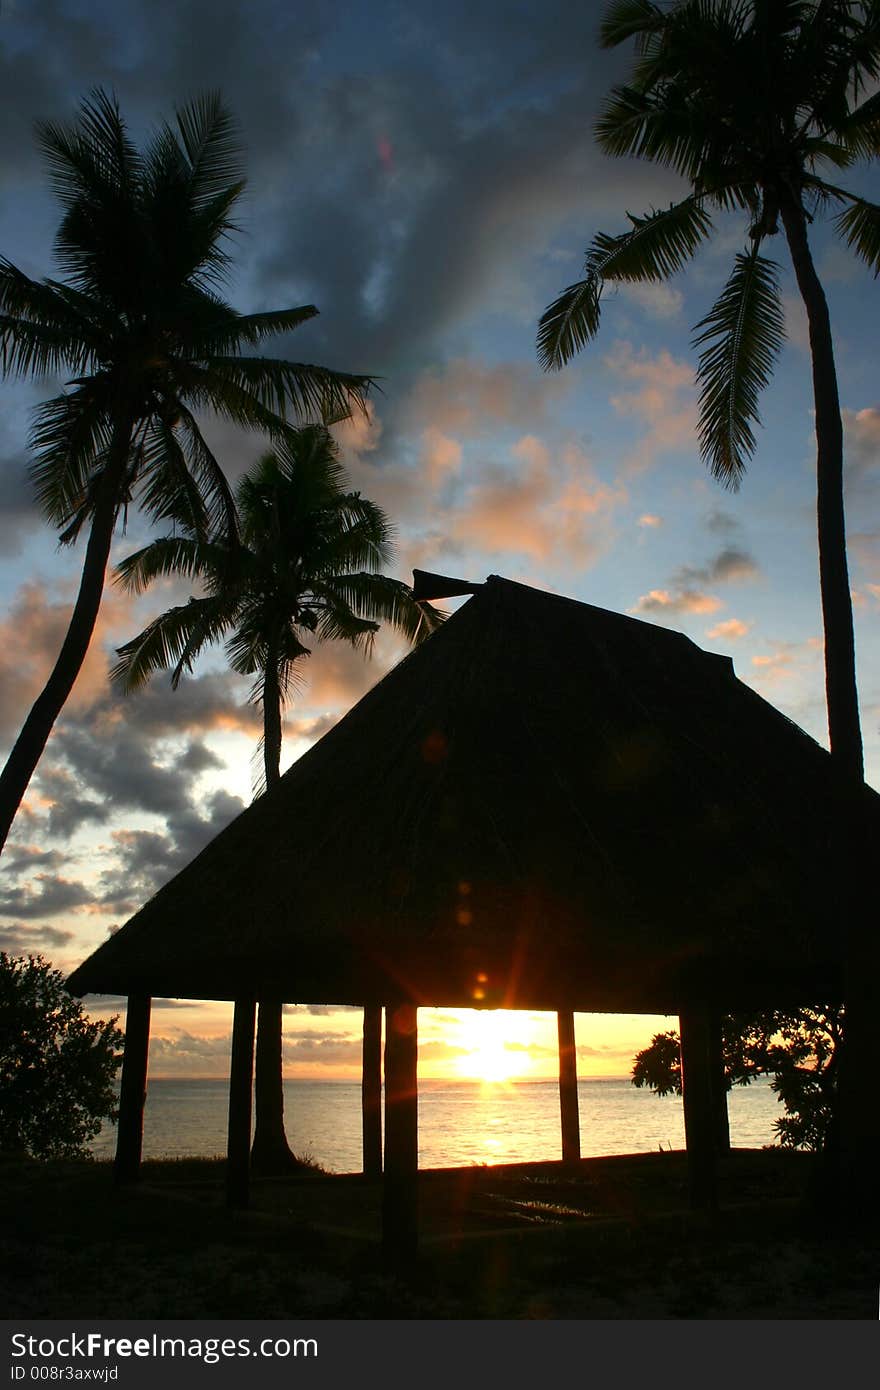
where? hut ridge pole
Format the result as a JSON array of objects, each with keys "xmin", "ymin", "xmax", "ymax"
[
  {"xmin": 680, "ymin": 1003, "xmax": 718, "ymax": 1210},
  {"xmin": 557, "ymin": 1010, "xmax": 581, "ymax": 1163},
  {"xmin": 382, "ymin": 1002, "xmax": 419, "ymax": 1264},
  {"xmin": 226, "ymin": 997, "xmax": 256, "ymax": 1210},
  {"xmin": 114, "ymin": 993, "xmax": 151, "ymax": 1185},
  {"xmin": 362, "ymin": 1004, "xmax": 382, "ymax": 1179}
]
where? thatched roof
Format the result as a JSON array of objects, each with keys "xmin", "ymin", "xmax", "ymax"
[{"xmin": 68, "ymin": 576, "xmax": 867, "ymax": 1013}]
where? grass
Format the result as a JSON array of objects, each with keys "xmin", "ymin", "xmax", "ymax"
[{"xmin": 1, "ymin": 1149, "xmax": 877, "ymax": 1319}]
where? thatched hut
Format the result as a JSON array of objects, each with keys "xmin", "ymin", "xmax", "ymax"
[{"xmin": 68, "ymin": 575, "xmax": 861, "ymax": 1253}]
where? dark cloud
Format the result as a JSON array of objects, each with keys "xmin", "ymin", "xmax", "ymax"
[
  {"xmin": 0, "ymin": 874, "xmax": 92, "ymax": 920},
  {"xmin": 283, "ymin": 1004, "xmax": 360, "ymax": 1016},
  {"xmin": 674, "ymin": 546, "xmax": 760, "ymax": 589},
  {"xmin": 0, "ymin": 844, "xmax": 65, "ymax": 877},
  {"xmin": 0, "ymin": 439, "xmax": 42, "ymax": 557},
  {"xmin": 36, "ymin": 766, "xmax": 108, "ymax": 841},
  {"xmin": 83, "ymin": 994, "xmax": 199, "ymax": 1012},
  {"xmin": 111, "ymin": 673, "xmax": 259, "ymax": 739},
  {"xmin": 0, "ymin": 921, "xmax": 75, "ymax": 953},
  {"xmin": 95, "ymin": 789, "xmax": 245, "ymax": 914}
]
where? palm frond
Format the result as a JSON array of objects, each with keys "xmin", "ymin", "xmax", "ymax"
[
  {"xmin": 202, "ymin": 355, "xmax": 376, "ymax": 423},
  {"xmin": 28, "ymin": 389, "xmax": 114, "ymax": 529},
  {"xmin": 114, "ymin": 537, "xmax": 214, "ymax": 594},
  {"xmin": 827, "ymin": 86, "xmax": 880, "ymax": 157},
  {"xmin": 537, "ymin": 278, "xmax": 603, "ymax": 371},
  {"xmin": 313, "ymin": 605, "xmax": 379, "ymax": 651},
  {"xmin": 319, "ymin": 573, "xmax": 440, "ymax": 644},
  {"xmin": 133, "ymin": 418, "xmax": 210, "ymax": 538},
  {"xmin": 599, "ymin": 0, "xmax": 665, "ymax": 52},
  {"xmin": 174, "ymin": 93, "xmax": 244, "ymax": 207},
  {"xmin": 833, "ymin": 192, "xmax": 880, "ymax": 273},
  {"xmin": 538, "ymin": 197, "xmax": 711, "ymax": 370},
  {"xmin": 36, "ymin": 89, "xmax": 141, "ymax": 213},
  {"xmin": 170, "ymin": 405, "xmax": 239, "ymax": 541},
  {"xmin": 692, "ymin": 246, "xmax": 786, "ymax": 487},
  {"xmin": 592, "ymin": 198, "xmax": 714, "ymax": 282},
  {"xmin": 191, "ymin": 305, "xmax": 320, "ymax": 354},
  {"xmin": 111, "ymin": 594, "xmax": 233, "ymax": 692}
]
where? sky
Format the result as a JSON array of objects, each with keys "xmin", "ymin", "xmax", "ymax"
[{"xmin": 1, "ymin": 0, "xmax": 879, "ymax": 1085}]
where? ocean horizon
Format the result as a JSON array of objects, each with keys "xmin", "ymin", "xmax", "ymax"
[{"xmin": 91, "ymin": 1074, "xmax": 783, "ymax": 1171}]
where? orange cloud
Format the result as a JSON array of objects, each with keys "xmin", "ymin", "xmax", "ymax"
[
  {"xmin": 631, "ymin": 588, "xmax": 722, "ymax": 616},
  {"xmin": 605, "ymin": 341, "xmax": 697, "ymax": 472},
  {"xmin": 0, "ymin": 580, "xmax": 141, "ymax": 740},
  {"xmin": 404, "ymin": 357, "xmax": 572, "ymax": 438},
  {"xmin": 450, "ymin": 435, "xmax": 625, "ymax": 566},
  {"xmin": 706, "ymin": 618, "xmax": 751, "ymax": 640},
  {"xmin": 420, "ymin": 427, "xmax": 463, "ymax": 486}
]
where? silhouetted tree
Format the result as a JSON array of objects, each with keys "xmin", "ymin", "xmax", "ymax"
[
  {"xmin": 632, "ymin": 1006, "xmax": 843, "ymax": 1151},
  {"xmin": 0, "ymin": 952, "xmax": 123, "ymax": 1159},
  {"xmin": 0, "ymin": 90, "xmax": 372, "ymax": 853},
  {"xmin": 112, "ymin": 424, "xmax": 443, "ymax": 1172}
]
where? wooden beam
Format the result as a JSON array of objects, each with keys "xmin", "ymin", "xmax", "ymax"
[
  {"xmin": 362, "ymin": 1004, "xmax": 382, "ymax": 1179},
  {"xmin": 382, "ymin": 1002, "xmax": 418, "ymax": 1263},
  {"xmin": 114, "ymin": 994, "xmax": 151, "ymax": 1185},
  {"xmin": 226, "ymin": 997, "xmax": 256, "ymax": 1210},
  {"xmin": 557, "ymin": 1010, "xmax": 581, "ymax": 1162},
  {"xmin": 680, "ymin": 1003, "xmax": 718, "ymax": 1210}
]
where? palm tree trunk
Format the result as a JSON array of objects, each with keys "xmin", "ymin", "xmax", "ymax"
[
  {"xmin": 0, "ymin": 424, "xmax": 132, "ymax": 855},
  {"xmin": 250, "ymin": 652, "xmax": 299, "ymax": 1174},
  {"xmin": 779, "ymin": 190, "xmax": 876, "ymax": 1222},
  {"xmin": 778, "ymin": 192, "xmax": 862, "ymax": 783}
]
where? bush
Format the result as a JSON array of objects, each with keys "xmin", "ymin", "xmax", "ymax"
[{"xmin": 0, "ymin": 952, "xmax": 123, "ymax": 1159}]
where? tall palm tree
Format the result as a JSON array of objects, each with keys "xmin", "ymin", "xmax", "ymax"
[
  {"xmin": 0, "ymin": 89, "xmax": 372, "ymax": 854},
  {"xmin": 538, "ymin": 0, "xmax": 880, "ymax": 1215},
  {"xmin": 539, "ymin": 0, "xmax": 880, "ymax": 786},
  {"xmin": 111, "ymin": 423, "xmax": 443, "ymax": 1172}
]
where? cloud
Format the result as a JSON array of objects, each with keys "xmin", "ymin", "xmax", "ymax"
[
  {"xmin": 631, "ymin": 534, "xmax": 759, "ymax": 620},
  {"xmin": 0, "ymin": 844, "xmax": 65, "ymax": 876},
  {"xmin": 0, "ymin": 874, "xmax": 93, "ymax": 920},
  {"xmin": 843, "ymin": 407, "xmax": 880, "ymax": 496},
  {"xmin": 674, "ymin": 546, "xmax": 760, "ymax": 587},
  {"xmin": 0, "ymin": 921, "xmax": 75, "ymax": 953},
  {"xmin": 638, "ymin": 514, "xmax": 662, "ymax": 528},
  {"xmin": 618, "ymin": 281, "xmax": 683, "ymax": 318},
  {"xmin": 448, "ymin": 434, "xmax": 625, "ymax": 568},
  {"xmin": 0, "ymin": 428, "xmax": 42, "ymax": 557},
  {"xmin": 95, "ymin": 789, "xmax": 245, "ymax": 915},
  {"xmin": 402, "ymin": 358, "xmax": 573, "ymax": 440},
  {"xmin": 604, "ymin": 342, "xmax": 697, "ymax": 472},
  {"xmin": 706, "ymin": 618, "xmax": 751, "ymax": 640},
  {"xmin": 631, "ymin": 588, "xmax": 722, "ymax": 616},
  {"xmin": 0, "ymin": 581, "xmax": 132, "ymax": 742}
]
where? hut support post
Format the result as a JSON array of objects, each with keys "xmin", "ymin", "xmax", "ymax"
[
  {"xmin": 680, "ymin": 1003, "xmax": 718, "ymax": 1210},
  {"xmin": 226, "ymin": 998, "xmax": 256, "ymax": 1210},
  {"xmin": 362, "ymin": 1004, "xmax": 382, "ymax": 1178},
  {"xmin": 557, "ymin": 1010, "xmax": 581, "ymax": 1163},
  {"xmin": 382, "ymin": 1003, "xmax": 418, "ymax": 1264},
  {"xmin": 114, "ymin": 993, "xmax": 151, "ymax": 1185},
  {"xmin": 709, "ymin": 1010, "xmax": 730, "ymax": 1156}
]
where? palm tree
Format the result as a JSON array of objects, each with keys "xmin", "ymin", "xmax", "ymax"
[
  {"xmin": 537, "ymin": 0, "xmax": 880, "ymax": 1216},
  {"xmin": 111, "ymin": 423, "xmax": 443, "ymax": 1172},
  {"xmin": 539, "ymin": 0, "xmax": 880, "ymax": 786},
  {"xmin": 0, "ymin": 89, "xmax": 372, "ymax": 854}
]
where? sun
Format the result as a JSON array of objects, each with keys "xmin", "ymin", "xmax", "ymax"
[{"xmin": 452, "ymin": 1009, "xmax": 534, "ymax": 1084}]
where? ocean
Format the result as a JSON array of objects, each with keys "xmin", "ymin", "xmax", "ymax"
[{"xmin": 90, "ymin": 1076, "xmax": 783, "ymax": 1170}]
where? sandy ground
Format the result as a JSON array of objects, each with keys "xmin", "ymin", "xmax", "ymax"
[{"xmin": 2, "ymin": 1149, "xmax": 877, "ymax": 1318}]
